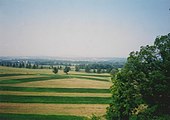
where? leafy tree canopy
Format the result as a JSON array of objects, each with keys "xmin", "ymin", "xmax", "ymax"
[
  {"xmin": 52, "ymin": 67, "xmax": 58, "ymax": 74},
  {"xmin": 106, "ymin": 33, "xmax": 170, "ymax": 120},
  {"xmin": 64, "ymin": 66, "xmax": 71, "ymax": 74}
]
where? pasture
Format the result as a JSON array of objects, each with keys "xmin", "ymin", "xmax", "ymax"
[{"xmin": 0, "ymin": 66, "xmax": 112, "ymax": 119}]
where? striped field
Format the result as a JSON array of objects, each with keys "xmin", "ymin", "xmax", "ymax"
[{"xmin": 0, "ymin": 66, "xmax": 112, "ymax": 119}]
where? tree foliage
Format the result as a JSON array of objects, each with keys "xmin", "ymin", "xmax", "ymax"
[
  {"xmin": 64, "ymin": 66, "xmax": 71, "ymax": 74},
  {"xmin": 52, "ymin": 67, "xmax": 58, "ymax": 74},
  {"xmin": 75, "ymin": 65, "xmax": 80, "ymax": 72},
  {"xmin": 85, "ymin": 65, "xmax": 91, "ymax": 73},
  {"xmin": 97, "ymin": 68, "xmax": 101, "ymax": 74},
  {"xmin": 106, "ymin": 33, "xmax": 170, "ymax": 120}
]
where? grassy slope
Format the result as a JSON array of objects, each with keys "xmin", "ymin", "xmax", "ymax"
[
  {"xmin": 0, "ymin": 75, "xmax": 110, "ymax": 84},
  {"xmin": 0, "ymin": 95, "xmax": 111, "ymax": 104},
  {"xmin": 0, "ymin": 66, "xmax": 52, "ymax": 74},
  {"xmin": 0, "ymin": 113, "xmax": 85, "ymax": 120},
  {"xmin": 0, "ymin": 74, "xmax": 32, "ymax": 77},
  {"xmin": 71, "ymin": 73, "xmax": 111, "ymax": 77},
  {"xmin": 0, "ymin": 86, "xmax": 110, "ymax": 93},
  {"xmin": 0, "ymin": 103, "xmax": 108, "ymax": 117},
  {"xmin": 0, "ymin": 91, "xmax": 111, "ymax": 97},
  {"xmin": 0, "ymin": 66, "xmax": 112, "ymax": 118},
  {"xmin": 0, "ymin": 75, "xmax": 70, "ymax": 84}
]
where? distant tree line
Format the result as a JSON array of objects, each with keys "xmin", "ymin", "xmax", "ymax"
[
  {"xmin": 0, "ymin": 61, "xmax": 43, "ymax": 69},
  {"xmin": 75, "ymin": 63, "xmax": 122, "ymax": 74},
  {"xmin": 0, "ymin": 60, "xmax": 124, "ymax": 74},
  {"xmin": 49, "ymin": 65, "xmax": 62, "ymax": 70},
  {"xmin": 37, "ymin": 61, "xmax": 72, "ymax": 66}
]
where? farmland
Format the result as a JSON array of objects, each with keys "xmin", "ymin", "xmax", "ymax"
[{"xmin": 0, "ymin": 66, "xmax": 112, "ymax": 119}]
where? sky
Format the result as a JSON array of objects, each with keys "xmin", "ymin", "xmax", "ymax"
[{"xmin": 0, "ymin": 0, "xmax": 170, "ymax": 58}]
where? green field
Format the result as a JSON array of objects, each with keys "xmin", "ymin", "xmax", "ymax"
[
  {"xmin": 0, "ymin": 86, "xmax": 110, "ymax": 93},
  {"xmin": 0, "ymin": 113, "xmax": 85, "ymax": 120},
  {"xmin": 0, "ymin": 95, "xmax": 111, "ymax": 104},
  {"xmin": 0, "ymin": 66, "xmax": 112, "ymax": 119}
]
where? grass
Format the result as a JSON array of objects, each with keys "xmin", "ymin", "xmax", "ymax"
[
  {"xmin": 0, "ymin": 75, "xmax": 45, "ymax": 81},
  {"xmin": 0, "ymin": 103, "xmax": 108, "ymax": 117},
  {"xmin": 38, "ymin": 73, "xmax": 110, "ymax": 82},
  {"xmin": 74, "ymin": 76, "xmax": 110, "ymax": 82},
  {"xmin": 0, "ymin": 113, "xmax": 85, "ymax": 120},
  {"xmin": 0, "ymin": 75, "xmax": 69, "ymax": 84},
  {"xmin": 0, "ymin": 66, "xmax": 112, "ymax": 117},
  {"xmin": 0, "ymin": 86, "xmax": 110, "ymax": 93},
  {"xmin": 0, "ymin": 74, "xmax": 30, "ymax": 77},
  {"xmin": 0, "ymin": 66, "xmax": 52, "ymax": 74},
  {"xmin": 8, "ymin": 78, "xmax": 111, "ymax": 89},
  {"xmin": 0, "ymin": 95, "xmax": 111, "ymax": 104},
  {"xmin": 0, "ymin": 91, "xmax": 111, "ymax": 97},
  {"xmin": 0, "ymin": 74, "xmax": 110, "ymax": 84},
  {"xmin": 71, "ymin": 73, "xmax": 111, "ymax": 77}
]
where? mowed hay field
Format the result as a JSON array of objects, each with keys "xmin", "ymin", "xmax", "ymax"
[{"xmin": 0, "ymin": 66, "xmax": 112, "ymax": 120}]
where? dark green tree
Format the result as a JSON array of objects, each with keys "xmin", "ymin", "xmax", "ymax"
[
  {"xmin": 32, "ymin": 64, "xmax": 36, "ymax": 69},
  {"xmin": 85, "ymin": 65, "xmax": 91, "ymax": 73},
  {"xmin": 106, "ymin": 33, "xmax": 170, "ymax": 120},
  {"xmin": 75, "ymin": 65, "xmax": 80, "ymax": 72},
  {"xmin": 64, "ymin": 66, "xmax": 70, "ymax": 74},
  {"xmin": 97, "ymin": 68, "xmax": 101, "ymax": 74},
  {"xmin": 53, "ymin": 67, "xmax": 58, "ymax": 74},
  {"xmin": 106, "ymin": 68, "xmax": 112, "ymax": 73},
  {"xmin": 26, "ymin": 63, "xmax": 29, "ymax": 68},
  {"xmin": 28, "ymin": 63, "xmax": 32, "ymax": 69},
  {"xmin": 59, "ymin": 66, "xmax": 62, "ymax": 70},
  {"xmin": 21, "ymin": 62, "xmax": 25, "ymax": 68},
  {"xmin": 40, "ymin": 66, "xmax": 43, "ymax": 69},
  {"xmin": 12, "ymin": 63, "xmax": 16, "ymax": 67},
  {"xmin": 110, "ymin": 68, "xmax": 118, "ymax": 76},
  {"xmin": 19, "ymin": 63, "xmax": 22, "ymax": 68}
]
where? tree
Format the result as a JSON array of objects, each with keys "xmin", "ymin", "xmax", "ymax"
[
  {"xmin": 40, "ymin": 66, "xmax": 43, "ymax": 69},
  {"xmin": 19, "ymin": 63, "xmax": 22, "ymax": 68},
  {"xmin": 110, "ymin": 68, "xmax": 118, "ymax": 76},
  {"xmin": 32, "ymin": 64, "xmax": 36, "ymax": 69},
  {"xmin": 106, "ymin": 33, "xmax": 170, "ymax": 120},
  {"xmin": 75, "ymin": 65, "xmax": 80, "ymax": 72},
  {"xmin": 26, "ymin": 63, "xmax": 29, "ymax": 68},
  {"xmin": 28, "ymin": 63, "xmax": 32, "ymax": 69},
  {"xmin": 21, "ymin": 62, "xmax": 25, "ymax": 68},
  {"xmin": 85, "ymin": 65, "xmax": 91, "ymax": 73},
  {"xmin": 106, "ymin": 67, "xmax": 113, "ymax": 73},
  {"xmin": 93, "ymin": 69, "xmax": 96, "ymax": 73},
  {"xmin": 64, "ymin": 66, "xmax": 70, "ymax": 74},
  {"xmin": 97, "ymin": 68, "xmax": 101, "ymax": 74},
  {"xmin": 53, "ymin": 67, "xmax": 58, "ymax": 74},
  {"xmin": 59, "ymin": 66, "xmax": 62, "ymax": 70}
]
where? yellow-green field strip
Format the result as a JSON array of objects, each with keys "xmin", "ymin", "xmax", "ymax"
[
  {"xmin": 0, "ymin": 103, "xmax": 108, "ymax": 117},
  {"xmin": 0, "ymin": 113, "xmax": 85, "ymax": 120},
  {"xmin": 4, "ymin": 78, "xmax": 111, "ymax": 89},
  {"xmin": 0, "ymin": 75, "xmax": 46, "ymax": 81},
  {"xmin": 0, "ymin": 86, "xmax": 110, "ymax": 93},
  {"xmin": 0, "ymin": 75, "xmax": 70, "ymax": 84},
  {"xmin": 0, "ymin": 94, "xmax": 111, "ymax": 104},
  {"xmin": 0, "ymin": 91, "xmax": 111, "ymax": 97},
  {"xmin": 0, "ymin": 75, "xmax": 110, "ymax": 84},
  {"xmin": 0, "ymin": 74, "xmax": 32, "ymax": 77},
  {"xmin": 71, "ymin": 73, "xmax": 111, "ymax": 77}
]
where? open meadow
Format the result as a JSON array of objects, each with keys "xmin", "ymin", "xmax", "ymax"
[{"xmin": 0, "ymin": 66, "xmax": 112, "ymax": 120}]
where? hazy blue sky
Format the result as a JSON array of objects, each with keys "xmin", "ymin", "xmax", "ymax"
[{"xmin": 0, "ymin": 0, "xmax": 170, "ymax": 57}]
